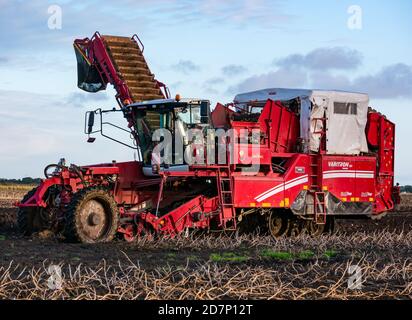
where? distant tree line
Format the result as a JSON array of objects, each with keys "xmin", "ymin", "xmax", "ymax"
[
  {"xmin": 0, "ymin": 177, "xmax": 41, "ymax": 185},
  {"xmin": 401, "ymin": 185, "xmax": 412, "ymax": 193}
]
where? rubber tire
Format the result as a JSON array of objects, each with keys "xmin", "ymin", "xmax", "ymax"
[
  {"xmin": 324, "ymin": 216, "xmax": 336, "ymax": 235},
  {"xmin": 306, "ymin": 220, "xmax": 326, "ymax": 237},
  {"xmin": 268, "ymin": 211, "xmax": 289, "ymax": 238},
  {"xmin": 287, "ymin": 218, "xmax": 304, "ymax": 237},
  {"xmin": 17, "ymin": 187, "xmax": 47, "ymax": 236},
  {"xmin": 63, "ymin": 187, "xmax": 119, "ymax": 243}
]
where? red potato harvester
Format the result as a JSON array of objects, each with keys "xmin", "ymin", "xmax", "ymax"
[{"xmin": 16, "ymin": 32, "xmax": 399, "ymax": 243}]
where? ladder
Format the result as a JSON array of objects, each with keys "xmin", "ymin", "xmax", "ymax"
[
  {"xmin": 314, "ymin": 192, "xmax": 327, "ymax": 224},
  {"xmin": 310, "ymin": 156, "xmax": 320, "ymax": 190},
  {"xmin": 309, "ymin": 156, "xmax": 327, "ymax": 224},
  {"xmin": 216, "ymin": 166, "xmax": 236, "ymax": 230}
]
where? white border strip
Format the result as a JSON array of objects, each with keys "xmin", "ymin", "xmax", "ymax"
[
  {"xmin": 256, "ymin": 176, "xmax": 308, "ymax": 202},
  {"xmin": 254, "ymin": 175, "xmax": 307, "ymax": 200}
]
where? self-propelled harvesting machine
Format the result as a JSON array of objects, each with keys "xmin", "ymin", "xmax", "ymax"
[{"xmin": 17, "ymin": 32, "xmax": 400, "ymax": 243}]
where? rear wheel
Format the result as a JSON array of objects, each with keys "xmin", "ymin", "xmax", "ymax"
[
  {"xmin": 17, "ymin": 188, "xmax": 49, "ymax": 236},
  {"xmin": 64, "ymin": 187, "xmax": 119, "ymax": 243},
  {"xmin": 324, "ymin": 216, "xmax": 336, "ymax": 234},
  {"xmin": 306, "ymin": 216, "xmax": 335, "ymax": 237},
  {"xmin": 306, "ymin": 220, "xmax": 325, "ymax": 237},
  {"xmin": 287, "ymin": 218, "xmax": 304, "ymax": 237},
  {"xmin": 268, "ymin": 211, "xmax": 289, "ymax": 238}
]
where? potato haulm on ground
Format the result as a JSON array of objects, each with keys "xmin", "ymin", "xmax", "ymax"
[{"xmin": 0, "ymin": 187, "xmax": 411, "ymax": 300}]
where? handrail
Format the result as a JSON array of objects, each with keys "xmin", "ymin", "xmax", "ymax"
[{"xmin": 131, "ymin": 34, "xmax": 144, "ymax": 53}]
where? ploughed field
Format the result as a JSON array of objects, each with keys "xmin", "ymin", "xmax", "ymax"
[{"xmin": 0, "ymin": 186, "xmax": 411, "ymax": 300}]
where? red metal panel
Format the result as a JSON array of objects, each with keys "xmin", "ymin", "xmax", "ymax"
[
  {"xmin": 211, "ymin": 103, "xmax": 234, "ymax": 128},
  {"xmin": 355, "ymin": 158, "xmax": 376, "ymax": 202},
  {"xmin": 366, "ymin": 113, "xmax": 380, "ymax": 147},
  {"xmin": 283, "ymin": 155, "xmax": 310, "ymax": 206},
  {"xmin": 233, "ymin": 176, "xmax": 285, "ymax": 207},
  {"xmin": 233, "ymin": 154, "xmax": 309, "ymax": 208},
  {"xmin": 258, "ymin": 100, "xmax": 299, "ymax": 154},
  {"xmin": 375, "ymin": 114, "xmax": 396, "ymax": 213},
  {"xmin": 321, "ymin": 156, "xmax": 376, "ymax": 203},
  {"xmin": 321, "ymin": 156, "xmax": 357, "ymax": 201}
]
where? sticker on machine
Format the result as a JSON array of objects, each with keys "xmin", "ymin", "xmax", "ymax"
[
  {"xmin": 361, "ymin": 192, "xmax": 373, "ymax": 197},
  {"xmin": 295, "ymin": 167, "xmax": 305, "ymax": 174},
  {"xmin": 327, "ymin": 161, "xmax": 352, "ymax": 169}
]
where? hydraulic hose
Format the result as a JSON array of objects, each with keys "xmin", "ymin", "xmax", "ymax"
[{"xmin": 44, "ymin": 164, "xmax": 65, "ymax": 179}]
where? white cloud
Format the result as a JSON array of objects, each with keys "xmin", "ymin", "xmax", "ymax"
[
  {"xmin": 228, "ymin": 68, "xmax": 308, "ymax": 93},
  {"xmin": 222, "ymin": 65, "xmax": 248, "ymax": 76},
  {"xmin": 352, "ymin": 64, "xmax": 412, "ymax": 99},
  {"xmin": 275, "ymin": 47, "xmax": 363, "ymax": 70},
  {"xmin": 171, "ymin": 60, "xmax": 201, "ymax": 74},
  {"xmin": 230, "ymin": 46, "xmax": 412, "ymax": 99}
]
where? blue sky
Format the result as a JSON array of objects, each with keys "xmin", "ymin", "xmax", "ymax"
[{"xmin": 0, "ymin": 0, "xmax": 411, "ymax": 183}]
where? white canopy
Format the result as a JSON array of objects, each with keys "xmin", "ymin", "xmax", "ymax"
[{"xmin": 234, "ymin": 88, "xmax": 369, "ymax": 155}]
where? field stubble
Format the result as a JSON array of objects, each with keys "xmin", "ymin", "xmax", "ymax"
[{"xmin": 0, "ymin": 187, "xmax": 411, "ymax": 300}]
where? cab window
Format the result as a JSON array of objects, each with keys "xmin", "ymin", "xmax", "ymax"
[{"xmin": 176, "ymin": 105, "xmax": 201, "ymax": 125}]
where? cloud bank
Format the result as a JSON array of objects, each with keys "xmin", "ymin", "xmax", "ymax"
[
  {"xmin": 230, "ymin": 47, "xmax": 412, "ymax": 99},
  {"xmin": 275, "ymin": 47, "xmax": 363, "ymax": 71}
]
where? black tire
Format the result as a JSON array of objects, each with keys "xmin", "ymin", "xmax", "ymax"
[
  {"xmin": 305, "ymin": 220, "xmax": 326, "ymax": 237},
  {"xmin": 287, "ymin": 218, "xmax": 304, "ymax": 237},
  {"xmin": 17, "ymin": 188, "xmax": 48, "ymax": 236},
  {"xmin": 64, "ymin": 187, "xmax": 119, "ymax": 243},
  {"xmin": 268, "ymin": 211, "xmax": 289, "ymax": 238},
  {"xmin": 238, "ymin": 213, "xmax": 267, "ymax": 235},
  {"xmin": 324, "ymin": 216, "xmax": 336, "ymax": 235}
]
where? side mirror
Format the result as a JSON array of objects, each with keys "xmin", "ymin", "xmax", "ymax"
[
  {"xmin": 85, "ymin": 111, "xmax": 98, "ymax": 143},
  {"xmin": 87, "ymin": 112, "xmax": 95, "ymax": 134}
]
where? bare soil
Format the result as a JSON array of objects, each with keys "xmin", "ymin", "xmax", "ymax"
[{"xmin": 0, "ymin": 190, "xmax": 410, "ymax": 299}]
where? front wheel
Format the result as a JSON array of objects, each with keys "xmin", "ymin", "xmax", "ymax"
[{"xmin": 64, "ymin": 187, "xmax": 119, "ymax": 243}]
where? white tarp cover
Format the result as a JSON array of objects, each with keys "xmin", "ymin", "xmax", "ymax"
[{"xmin": 234, "ymin": 88, "xmax": 369, "ymax": 155}]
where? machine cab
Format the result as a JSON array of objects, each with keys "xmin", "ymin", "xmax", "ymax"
[{"xmin": 127, "ymin": 98, "xmax": 211, "ymax": 173}]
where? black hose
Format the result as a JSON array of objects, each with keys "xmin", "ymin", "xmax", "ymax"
[{"xmin": 44, "ymin": 164, "xmax": 64, "ymax": 178}]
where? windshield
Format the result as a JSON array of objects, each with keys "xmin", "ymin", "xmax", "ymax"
[
  {"xmin": 133, "ymin": 104, "xmax": 204, "ymax": 164},
  {"xmin": 176, "ymin": 105, "xmax": 201, "ymax": 125}
]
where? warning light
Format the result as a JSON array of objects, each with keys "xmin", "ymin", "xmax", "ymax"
[{"xmin": 175, "ymin": 94, "xmax": 181, "ymax": 102}]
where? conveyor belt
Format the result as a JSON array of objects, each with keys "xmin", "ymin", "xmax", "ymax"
[{"xmin": 102, "ymin": 35, "xmax": 164, "ymax": 103}]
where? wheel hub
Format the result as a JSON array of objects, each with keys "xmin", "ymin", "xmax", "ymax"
[
  {"xmin": 79, "ymin": 199, "xmax": 108, "ymax": 240},
  {"xmin": 88, "ymin": 213, "xmax": 102, "ymax": 226}
]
